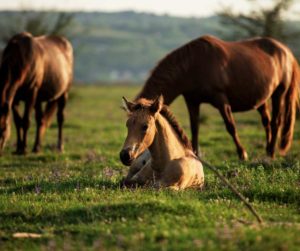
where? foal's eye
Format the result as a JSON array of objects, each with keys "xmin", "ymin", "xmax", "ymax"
[{"xmin": 141, "ymin": 124, "xmax": 148, "ymax": 132}]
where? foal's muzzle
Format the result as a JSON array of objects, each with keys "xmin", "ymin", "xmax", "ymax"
[{"xmin": 120, "ymin": 148, "xmax": 134, "ymax": 166}]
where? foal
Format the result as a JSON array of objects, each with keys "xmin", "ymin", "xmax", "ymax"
[{"xmin": 120, "ymin": 96, "xmax": 204, "ymax": 190}]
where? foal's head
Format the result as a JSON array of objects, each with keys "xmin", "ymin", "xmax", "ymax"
[
  {"xmin": 120, "ymin": 96, "xmax": 163, "ymax": 166},
  {"xmin": 0, "ymin": 103, "xmax": 11, "ymax": 152}
]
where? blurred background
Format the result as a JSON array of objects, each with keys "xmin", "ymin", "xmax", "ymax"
[{"xmin": 0, "ymin": 0, "xmax": 300, "ymax": 84}]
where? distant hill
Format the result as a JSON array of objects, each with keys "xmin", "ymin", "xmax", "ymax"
[
  {"xmin": 0, "ymin": 11, "xmax": 299, "ymax": 83},
  {"xmin": 70, "ymin": 11, "xmax": 227, "ymax": 83}
]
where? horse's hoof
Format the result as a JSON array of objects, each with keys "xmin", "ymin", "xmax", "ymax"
[
  {"xmin": 32, "ymin": 148, "xmax": 41, "ymax": 153},
  {"xmin": 57, "ymin": 145, "xmax": 64, "ymax": 153},
  {"xmin": 12, "ymin": 149, "xmax": 26, "ymax": 155},
  {"xmin": 239, "ymin": 151, "xmax": 248, "ymax": 161},
  {"xmin": 267, "ymin": 152, "xmax": 275, "ymax": 159}
]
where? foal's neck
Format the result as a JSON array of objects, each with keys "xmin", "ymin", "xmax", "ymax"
[{"xmin": 149, "ymin": 114, "xmax": 186, "ymax": 172}]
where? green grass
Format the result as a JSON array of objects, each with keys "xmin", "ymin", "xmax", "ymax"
[{"xmin": 0, "ymin": 85, "xmax": 299, "ymax": 250}]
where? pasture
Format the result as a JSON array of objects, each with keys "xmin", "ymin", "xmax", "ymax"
[{"xmin": 0, "ymin": 85, "xmax": 299, "ymax": 250}]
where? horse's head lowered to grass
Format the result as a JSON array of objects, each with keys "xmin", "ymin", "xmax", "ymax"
[{"xmin": 120, "ymin": 95, "xmax": 163, "ymax": 166}]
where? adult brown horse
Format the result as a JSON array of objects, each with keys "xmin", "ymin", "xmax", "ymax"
[
  {"xmin": 0, "ymin": 32, "xmax": 73, "ymax": 154},
  {"xmin": 136, "ymin": 35, "xmax": 300, "ymax": 159}
]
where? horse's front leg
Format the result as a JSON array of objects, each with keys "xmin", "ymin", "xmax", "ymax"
[
  {"xmin": 184, "ymin": 96, "xmax": 200, "ymax": 156},
  {"xmin": 12, "ymin": 101, "xmax": 23, "ymax": 154}
]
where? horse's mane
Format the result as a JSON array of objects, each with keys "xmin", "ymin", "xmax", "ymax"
[
  {"xmin": 132, "ymin": 99, "xmax": 192, "ymax": 150},
  {"xmin": 137, "ymin": 35, "xmax": 229, "ymax": 101}
]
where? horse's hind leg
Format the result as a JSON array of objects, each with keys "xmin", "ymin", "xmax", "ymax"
[
  {"xmin": 33, "ymin": 101, "xmax": 57, "ymax": 153},
  {"xmin": 218, "ymin": 101, "xmax": 248, "ymax": 160},
  {"xmin": 257, "ymin": 103, "xmax": 271, "ymax": 153},
  {"xmin": 12, "ymin": 101, "xmax": 23, "ymax": 154},
  {"xmin": 267, "ymin": 86, "xmax": 286, "ymax": 158},
  {"xmin": 19, "ymin": 88, "xmax": 38, "ymax": 154},
  {"xmin": 57, "ymin": 93, "xmax": 68, "ymax": 152}
]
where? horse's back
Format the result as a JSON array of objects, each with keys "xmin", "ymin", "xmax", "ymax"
[
  {"xmin": 2, "ymin": 32, "xmax": 73, "ymax": 102},
  {"xmin": 34, "ymin": 35, "xmax": 73, "ymax": 101},
  {"xmin": 191, "ymin": 35, "xmax": 295, "ymax": 111}
]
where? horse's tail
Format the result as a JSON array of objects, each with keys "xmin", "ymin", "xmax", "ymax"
[
  {"xmin": 2, "ymin": 33, "xmax": 34, "ymax": 84},
  {"xmin": 279, "ymin": 59, "xmax": 300, "ymax": 155}
]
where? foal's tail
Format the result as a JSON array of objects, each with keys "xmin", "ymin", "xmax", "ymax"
[{"xmin": 279, "ymin": 59, "xmax": 300, "ymax": 155}]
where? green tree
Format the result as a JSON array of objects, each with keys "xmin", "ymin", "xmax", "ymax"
[
  {"xmin": 217, "ymin": 0, "xmax": 299, "ymax": 42},
  {"xmin": 0, "ymin": 11, "xmax": 73, "ymax": 44}
]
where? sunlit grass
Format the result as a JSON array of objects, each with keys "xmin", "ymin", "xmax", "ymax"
[{"xmin": 0, "ymin": 85, "xmax": 299, "ymax": 250}]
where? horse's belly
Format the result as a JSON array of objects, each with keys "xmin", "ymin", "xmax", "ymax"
[
  {"xmin": 229, "ymin": 93, "xmax": 268, "ymax": 112},
  {"xmin": 38, "ymin": 80, "xmax": 68, "ymax": 101},
  {"xmin": 226, "ymin": 81, "xmax": 276, "ymax": 112}
]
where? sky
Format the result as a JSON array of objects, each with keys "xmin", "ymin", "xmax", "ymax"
[{"xmin": 0, "ymin": 0, "xmax": 299, "ymax": 18}]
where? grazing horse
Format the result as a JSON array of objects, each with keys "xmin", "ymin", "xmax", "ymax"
[
  {"xmin": 0, "ymin": 32, "xmax": 73, "ymax": 154},
  {"xmin": 136, "ymin": 35, "xmax": 300, "ymax": 159},
  {"xmin": 120, "ymin": 96, "xmax": 204, "ymax": 190}
]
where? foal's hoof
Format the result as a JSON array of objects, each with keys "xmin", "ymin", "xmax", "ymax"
[{"xmin": 119, "ymin": 178, "xmax": 141, "ymax": 188}]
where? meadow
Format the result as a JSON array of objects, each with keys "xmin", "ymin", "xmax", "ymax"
[{"xmin": 0, "ymin": 85, "xmax": 299, "ymax": 250}]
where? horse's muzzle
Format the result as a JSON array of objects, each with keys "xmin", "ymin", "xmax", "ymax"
[{"xmin": 119, "ymin": 148, "xmax": 133, "ymax": 166}]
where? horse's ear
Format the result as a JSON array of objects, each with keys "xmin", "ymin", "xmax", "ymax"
[
  {"xmin": 122, "ymin": 97, "xmax": 134, "ymax": 113},
  {"xmin": 150, "ymin": 95, "xmax": 164, "ymax": 114}
]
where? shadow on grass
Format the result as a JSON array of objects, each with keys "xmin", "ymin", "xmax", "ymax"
[
  {"xmin": 0, "ymin": 179, "xmax": 118, "ymax": 195},
  {"xmin": 0, "ymin": 153, "xmax": 82, "ymax": 168},
  {"xmin": 0, "ymin": 202, "xmax": 195, "ymax": 226},
  {"xmin": 200, "ymin": 188, "xmax": 299, "ymax": 204},
  {"xmin": 245, "ymin": 155, "xmax": 300, "ymax": 171}
]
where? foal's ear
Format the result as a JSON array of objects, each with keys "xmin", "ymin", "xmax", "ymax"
[
  {"xmin": 122, "ymin": 97, "xmax": 134, "ymax": 113},
  {"xmin": 150, "ymin": 95, "xmax": 164, "ymax": 114}
]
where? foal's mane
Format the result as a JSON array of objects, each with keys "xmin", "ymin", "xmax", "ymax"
[
  {"xmin": 132, "ymin": 99, "xmax": 192, "ymax": 150},
  {"xmin": 160, "ymin": 105, "xmax": 192, "ymax": 150}
]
